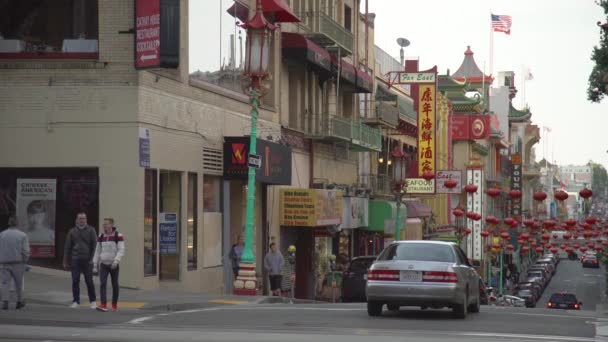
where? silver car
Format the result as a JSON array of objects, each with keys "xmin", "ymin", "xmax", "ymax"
[{"xmin": 366, "ymin": 241, "xmax": 481, "ymax": 318}]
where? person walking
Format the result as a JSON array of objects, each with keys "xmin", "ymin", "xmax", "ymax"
[
  {"xmin": 0, "ymin": 216, "xmax": 29, "ymax": 310},
  {"xmin": 229, "ymin": 235, "xmax": 244, "ymax": 279},
  {"xmin": 264, "ymin": 242, "xmax": 284, "ymax": 296},
  {"xmin": 92, "ymin": 218, "xmax": 125, "ymax": 312},
  {"xmin": 63, "ymin": 212, "xmax": 97, "ymax": 309}
]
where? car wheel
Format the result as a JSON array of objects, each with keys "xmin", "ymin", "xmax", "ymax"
[
  {"xmin": 453, "ymin": 293, "xmax": 468, "ymax": 319},
  {"xmin": 468, "ymin": 292, "xmax": 480, "ymax": 313},
  {"xmin": 367, "ymin": 301, "xmax": 383, "ymax": 317},
  {"xmin": 387, "ymin": 303, "xmax": 399, "ymax": 312}
]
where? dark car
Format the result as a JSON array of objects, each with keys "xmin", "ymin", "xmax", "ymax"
[
  {"xmin": 547, "ymin": 292, "xmax": 582, "ymax": 310},
  {"xmin": 516, "ymin": 289, "xmax": 536, "ymax": 308},
  {"xmin": 341, "ymin": 256, "xmax": 376, "ymax": 302},
  {"xmin": 581, "ymin": 254, "xmax": 600, "ymax": 268},
  {"xmin": 479, "ymin": 278, "xmax": 488, "ymax": 305},
  {"xmin": 517, "ymin": 282, "xmax": 542, "ymax": 301}
]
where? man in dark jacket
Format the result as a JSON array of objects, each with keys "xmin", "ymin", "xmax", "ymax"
[{"xmin": 63, "ymin": 212, "xmax": 97, "ymax": 309}]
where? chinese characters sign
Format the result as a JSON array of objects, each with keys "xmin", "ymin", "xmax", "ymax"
[
  {"xmin": 418, "ymin": 84, "xmax": 436, "ymax": 177},
  {"xmin": 135, "ymin": 0, "xmax": 161, "ymax": 68},
  {"xmin": 466, "ymin": 169, "xmax": 483, "ymax": 261}
]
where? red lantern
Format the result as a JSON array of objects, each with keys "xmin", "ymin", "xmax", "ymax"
[
  {"xmin": 560, "ymin": 243, "xmax": 567, "ymax": 250},
  {"xmin": 444, "ymin": 179, "xmax": 458, "ymax": 189},
  {"xmin": 531, "ymin": 241, "xmax": 538, "ymax": 247},
  {"xmin": 522, "ymin": 246, "xmax": 530, "ymax": 253},
  {"xmin": 466, "ymin": 212, "xmax": 477, "ymax": 220},
  {"xmin": 453, "ymin": 207, "xmax": 464, "ymax": 217},
  {"xmin": 500, "ymin": 232, "xmax": 510, "ymax": 240},
  {"xmin": 517, "ymin": 239, "xmax": 525, "ymax": 245},
  {"xmin": 603, "ymin": 240, "xmax": 608, "ymax": 246},
  {"xmin": 533, "ymin": 192, "xmax": 547, "ymax": 201},
  {"xmin": 541, "ymin": 233, "xmax": 551, "ymax": 241},
  {"xmin": 573, "ymin": 233, "xmax": 579, "ymax": 239},
  {"xmin": 464, "ymin": 184, "xmax": 478, "ymax": 194},
  {"xmin": 492, "ymin": 243, "xmax": 502, "ymax": 250},
  {"xmin": 587, "ymin": 242, "xmax": 595, "ymax": 248},
  {"xmin": 510, "ymin": 220, "xmax": 519, "ymax": 228},
  {"xmin": 486, "ymin": 216, "xmax": 500, "ymax": 225},
  {"xmin": 573, "ymin": 243, "xmax": 580, "ymax": 250},
  {"xmin": 506, "ymin": 244, "xmax": 515, "ymax": 251},
  {"xmin": 584, "ymin": 231, "xmax": 594, "ymax": 238},
  {"xmin": 487, "ymin": 188, "xmax": 501, "ymax": 198},
  {"xmin": 509, "ymin": 189, "xmax": 522, "ymax": 199},
  {"xmin": 523, "ymin": 219, "xmax": 535, "ymax": 228},
  {"xmin": 520, "ymin": 232, "xmax": 530, "ymax": 240},
  {"xmin": 532, "ymin": 222, "xmax": 541, "ymax": 230},
  {"xmin": 563, "ymin": 232, "xmax": 572, "ymax": 240},
  {"xmin": 535, "ymin": 247, "xmax": 544, "ymax": 254},
  {"xmin": 579, "ymin": 188, "xmax": 593, "ymax": 199},
  {"xmin": 422, "ymin": 170, "xmax": 435, "ymax": 181},
  {"xmin": 595, "ymin": 245, "xmax": 603, "ymax": 251},
  {"xmin": 554, "ymin": 190, "xmax": 569, "ymax": 202},
  {"xmin": 553, "ymin": 234, "xmax": 559, "ymax": 239},
  {"xmin": 550, "ymin": 247, "xmax": 559, "ymax": 254},
  {"xmin": 586, "ymin": 217, "xmax": 598, "ymax": 225},
  {"xmin": 565, "ymin": 219, "xmax": 577, "ymax": 227},
  {"xmin": 480, "ymin": 230, "xmax": 490, "ymax": 238},
  {"xmin": 543, "ymin": 220, "xmax": 556, "ymax": 229},
  {"xmin": 464, "ymin": 228, "xmax": 472, "ymax": 235},
  {"xmin": 503, "ymin": 217, "xmax": 515, "ymax": 226},
  {"xmin": 474, "ymin": 213, "xmax": 482, "ymax": 221},
  {"xmin": 565, "ymin": 247, "xmax": 574, "ymax": 253},
  {"xmin": 545, "ymin": 243, "xmax": 553, "ymax": 249},
  {"xmin": 580, "ymin": 247, "xmax": 588, "ymax": 253}
]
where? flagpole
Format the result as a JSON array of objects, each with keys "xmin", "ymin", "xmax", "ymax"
[{"xmin": 489, "ymin": 13, "xmax": 494, "ymax": 77}]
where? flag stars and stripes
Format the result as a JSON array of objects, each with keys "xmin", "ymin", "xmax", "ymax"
[{"xmin": 492, "ymin": 14, "xmax": 512, "ymax": 35}]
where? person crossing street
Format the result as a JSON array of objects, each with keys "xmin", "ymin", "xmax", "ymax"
[
  {"xmin": 0, "ymin": 216, "xmax": 29, "ymax": 310},
  {"xmin": 92, "ymin": 218, "xmax": 125, "ymax": 312}
]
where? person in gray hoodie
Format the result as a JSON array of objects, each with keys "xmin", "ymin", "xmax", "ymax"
[
  {"xmin": 63, "ymin": 212, "xmax": 97, "ymax": 309},
  {"xmin": 0, "ymin": 216, "xmax": 29, "ymax": 310},
  {"xmin": 264, "ymin": 243, "xmax": 284, "ymax": 296}
]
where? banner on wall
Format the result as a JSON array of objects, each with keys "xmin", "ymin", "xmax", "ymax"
[
  {"xmin": 159, "ymin": 212, "xmax": 178, "ymax": 255},
  {"xmin": 16, "ymin": 179, "xmax": 56, "ymax": 258}
]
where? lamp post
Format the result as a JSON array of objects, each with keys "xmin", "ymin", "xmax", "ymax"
[
  {"xmin": 392, "ymin": 147, "xmax": 406, "ymax": 240},
  {"xmin": 233, "ymin": 0, "xmax": 276, "ymax": 295}
]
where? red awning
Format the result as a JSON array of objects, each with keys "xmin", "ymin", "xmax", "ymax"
[
  {"xmin": 356, "ymin": 69, "xmax": 373, "ymax": 93},
  {"xmin": 282, "ymin": 33, "xmax": 331, "ymax": 73},
  {"xmin": 332, "ymin": 56, "xmax": 356, "ymax": 86},
  {"xmin": 227, "ymin": 0, "xmax": 299, "ymax": 23}
]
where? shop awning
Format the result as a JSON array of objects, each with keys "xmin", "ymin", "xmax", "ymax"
[
  {"xmin": 404, "ymin": 200, "xmax": 432, "ymax": 218},
  {"xmin": 356, "ymin": 69, "xmax": 373, "ymax": 93},
  {"xmin": 281, "ymin": 33, "xmax": 332, "ymax": 73},
  {"xmin": 227, "ymin": 0, "xmax": 299, "ymax": 23},
  {"xmin": 367, "ymin": 200, "xmax": 407, "ymax": 232}
]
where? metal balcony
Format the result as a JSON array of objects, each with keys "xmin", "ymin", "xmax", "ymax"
[
  {"xmin": 523, "ymin": 164, "xmax": 541, "ymax": 177},
  {"xmin": 303, "ymin": 114, "xmax": 381, "ymax": 152},
  {"xmin": 359, "ymin": 174, "xmax": 393, "ymax": 196},
  {"xmin": 362, "ymin": 101, "xmax": 399, "ymax": 128},
  {"xmin": 294, "ymin": 11, "xmax": 353, "ymax": 56}
]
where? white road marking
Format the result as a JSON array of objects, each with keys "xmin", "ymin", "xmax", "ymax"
[
  {"xmin": 127, "ymin": 316, "xmax": 156, "ymax": 324},
  {"xmin": 127, "ymin": 307, "xmax": 222, "ymax": 324},
  {"xmin": 453, "ymin": 332, "xmax": 597, "ymax": 341}
]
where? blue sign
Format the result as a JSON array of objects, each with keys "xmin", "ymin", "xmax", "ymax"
[
  {"xmin": 159, "ymin": 212, "xmax": 177, "ymax": 255},
  {"xmin": 550, "ymin": 202, "xmax": 557, "ymax": 219},
  {"xmin": 139, "ymin": 128, "xmax": 150, "ymax": 168}
]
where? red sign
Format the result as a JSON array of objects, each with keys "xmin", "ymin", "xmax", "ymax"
[
  {"xmin": 135, "ymin": 0, "xmax": 161, "ymax": 68},
  {"xmin": 451, "ymin": 115, "xmax": 490, "ymax": 140},
  {"xmin": 231, "ymin": 144, "xmax": 246, "ymax": 164}
]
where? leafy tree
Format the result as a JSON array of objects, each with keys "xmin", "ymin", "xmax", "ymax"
[
  {"xmin": 587, "ymin": 0, "xmax": 608, "ymax": 102},
  {"xmin": 588, "ymin": 160, "xmax": 608, "ymax": 199}
]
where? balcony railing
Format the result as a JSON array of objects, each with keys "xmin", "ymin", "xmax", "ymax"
[
  {"xmin": 295, "ymin": 11, "xmax": 353, "ymax": 55},
  {"xmin": 304, "ymin": 114, "xmax": 382, "ymax": 152},
  {"xmin": 363, "ymin": 101, "xmax": 399, "ymax": 128},
  {"xmin": 359, "ymin": 174, "xmax": 392, "ymax": 196}
]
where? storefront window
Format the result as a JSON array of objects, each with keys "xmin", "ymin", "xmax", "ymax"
[
  {"xmin": 187, "ymin": 173, "xmax": 198, "ymax": 270},
  {"xmin": 203, "ymin": 176, "xmax": 221, "ymax": 212},
  {"xmin": 144, "ymin": 169, "xmax": 158, "ymax": 276},
  {"xmin": 160, "ymin": 170, "xmax": 182, "ymax": 280}
]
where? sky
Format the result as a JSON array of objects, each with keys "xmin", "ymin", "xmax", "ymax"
[{"xmin": 365, "ymin": 0, "xmax": 607, "ymax": 168}]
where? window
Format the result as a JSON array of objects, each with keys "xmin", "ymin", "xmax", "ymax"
[
  {"xmin": 187, "ymin": 173, "xmax": 198, "ymax": 270},
  {"xmin": 0, "ymin": 0, "xmax": 99, "ymax": 59},
  {"xmin": 344, "ymin": 5, "xmax": 352, "ymax": 31},
  {"xmin": 378, "ymin": 243, "xmax": 456, "ymax": 263},
  {"xmin": 144, "ymin": 169, "xmax": 158, "ymax": 276},
  {"xmin": 159, "ymin": 170, "xmax": 182, "ymax": 280},
  {"xmin": 203, "ymin": 176, "xmax": 222, "ymax": 212}
]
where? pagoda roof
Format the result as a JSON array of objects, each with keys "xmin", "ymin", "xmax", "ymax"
[
  {"xmin": 508, "ymin": 102, "xmax": 532, "ymax": 121},
  {"xmin": 452, "ymin": 46, "xmax": 494, "ymax": 84},
  {"xmin": 438, "ymin": 75, "xmax": 468, "ymax": 90}
]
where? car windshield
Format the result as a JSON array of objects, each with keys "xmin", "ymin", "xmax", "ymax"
[
  {"xmin": 550, "ymin": 293, "xmax": 578, "ymax": 304},
  {"xmin": 378, "ymin": 243, "xmax": 456, "ymax": 263},
  {"xmin": 518, "ymin": 290, "xmax": 532, "ymax": 296}
]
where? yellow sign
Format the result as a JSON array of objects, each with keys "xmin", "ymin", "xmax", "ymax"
[
  {"xmin": 418, "ymin": 84, "xmax": 436, "ymax": 177},
  {"xmin": 279, "ymin": 189, "xmax": 343, "ymax": 227}
]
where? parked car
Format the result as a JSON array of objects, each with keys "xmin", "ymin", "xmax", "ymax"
[
  {"xmin": 529, "ymin": 265, "xmax": 552, "ymax": 279},
  {"xmin": 496, "ymin": 295, "xmax": 526, "ymax": 307},
  {"xmin": 516, "ymin": 289, "xmax": 536, "ymax": 308},
  {"xmin": 545, "ymin": 253, "xmax": 560, "ymax": 265},
  {"xmin": 538, "ymin": 256, "xmax": 558, "ymax": 269},
  {"xmin": 479, "ymin": 278, "xmax": 488, "ymax": 305},
  {"xmin": 581, "ymin": 254, "xmax": 600, "ymax": 268},
  {"xmin": 341, "ymin": 256, "xmax": 376, "ymax": 302},
  {"xmin": 366, "ymin": 241, "xmax": 481, "ymax": 318},
  {"xmin": 527, "ymin": 270, "xmax": 548, "ymax": 288},
  {"xmin": 535, "ymin": 261, "xmax": 556, "ymax": 275},
  {"xmin": 547, "ymin": 292, "xmax": 582, "ymax": 310},
  {"xmin": 516, "ymin": 282, "xmax": 542, "ymax": 301}
]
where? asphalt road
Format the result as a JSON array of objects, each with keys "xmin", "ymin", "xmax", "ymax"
[
  {"xmin": 536, "ymin": 259, "xmax": 607, "ymax": 311},
  {"xmin": 0, "ymin": 259, "xmax": 606, "ymax": 341}
]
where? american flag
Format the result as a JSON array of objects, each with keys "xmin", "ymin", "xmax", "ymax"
[{"xmin": 491, "ymin": 14, "xmax": 512, "ymax": 35}]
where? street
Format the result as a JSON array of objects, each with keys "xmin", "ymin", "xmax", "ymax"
[{"xmin": 0, "ymin": 259, "xmax": 606, "ymax": 341}]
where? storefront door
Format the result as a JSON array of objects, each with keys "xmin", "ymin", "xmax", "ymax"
[{"xmin": 294, "ymin": 229, "xmax": 313, "ymax": 299}]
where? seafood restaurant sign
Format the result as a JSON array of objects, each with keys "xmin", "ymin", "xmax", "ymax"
[{"xmin": 135, "ymin": 0, "xmax": 160, "ymax": 68}]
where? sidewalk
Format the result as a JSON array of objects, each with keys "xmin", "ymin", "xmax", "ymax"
[{"xmin": 1, "ymin": 267, "xmax": 306, "ymax": 311}]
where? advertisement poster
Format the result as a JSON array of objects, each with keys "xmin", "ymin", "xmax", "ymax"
[
  {"xmin": 135, "ymin": 0, "xmax": 161, "ymax": 68},
  {"xmin": 159, "ymin": 212, "xmax": 178, "ymax": 255},
  {"xmin": 279, "ymin": 189, "xmax": 342, "ymax": 227},
  {"xmin": 16, "ymin": 179, "xmax": 56, "ymax": 258}
]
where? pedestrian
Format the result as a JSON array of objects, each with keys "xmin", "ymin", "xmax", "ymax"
[
  {"xmin": 63, "ymin": 212, "xmax": 97, "ymax": 309},
  {"xmin": 0, "ymin": 216, "xmax": 29, "ymax": 310},
  {"xmin": 92, "ymin": 218, "xmax": 125, "ymax": 312},
  {"xmin": 264, "ymin": 242, "xmax": 284, "ymax": 296},
  {"xmin": 229, "ymin": 235, "xmax": 244, "ymax": 279}
]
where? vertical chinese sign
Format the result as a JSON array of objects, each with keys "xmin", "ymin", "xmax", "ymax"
[
  {"xmin": 466, "ymin": 169, "xmax": 483, "ymax": 261},
  {"xmin": 135, "ymin": 0, "xmax": 161, "ymax": 69},
  {"xmin": 418, "ymin": 84, "xmax": 436, "ymax": 177}
]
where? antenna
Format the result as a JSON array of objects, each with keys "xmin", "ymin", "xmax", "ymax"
[{"xmin": 396, "ymin": 38, "xmax": 410, "ymax": 66}]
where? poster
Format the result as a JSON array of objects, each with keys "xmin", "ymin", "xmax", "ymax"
[
  {"xmin": 279, "ymin": 189, "xmax": 342, "ymax": 227},
  {"xmin": 159, "ymin": 212, "xmax": 178, "ymax": 255},
  {"xmin": 139, "ymin": 127, "xmax": 151, "ymax": 168},
  {"xmin": 16, "ymin": 179, "xmax": 56, "ymax": 258},
  {"xmin": 135, "ymin": 0, "xmax": 161, "ymax": 68}
]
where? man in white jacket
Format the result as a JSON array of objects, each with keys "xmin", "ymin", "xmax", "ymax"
[{"xmin": 92, "ymin": 218, "xmax": 125, "ymax": 312}]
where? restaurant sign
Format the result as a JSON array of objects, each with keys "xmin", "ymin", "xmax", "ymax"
[
  {"xmin": 223, "ymin": 137, "xmax": 292, "ymax": 185},
  {"xmin": 398, "ymin": 72, "xmax": 436, "ymax": 83},
  {"xmin": 405, "ymin": 178, "xmax": 435, "ymax": 194},
  {"xmin": 279, "ymin": 189, "xmax": 343, "ymax": 227}
]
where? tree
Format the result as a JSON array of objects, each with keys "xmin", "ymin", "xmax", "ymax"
[
  {"xmin": 587, "ymin": 0, "xmax": 608, "ymax": 103},
  {"xmin": 588, "ymin": 160, "xmax": 608, "ymax": 199}
]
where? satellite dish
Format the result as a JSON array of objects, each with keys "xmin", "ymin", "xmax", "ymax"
[{"xmin": 396, "ymin": 38, "xmax": 410, "ymax": 48}]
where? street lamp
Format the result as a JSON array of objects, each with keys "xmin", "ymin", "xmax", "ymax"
[
  {"xmin": 233, "ymin": 0, "xmax": 276, "ymax": 296},
  {"xmin": 392, "ymin": 147, "xmax": 406, "ymax": 240}
]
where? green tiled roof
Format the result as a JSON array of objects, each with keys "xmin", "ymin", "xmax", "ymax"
[{"xmin": 509, "ymin": 103, "xmax": 532, "ymax": 121}]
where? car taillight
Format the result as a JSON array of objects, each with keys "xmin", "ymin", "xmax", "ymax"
[
  {"xmin": 367, "ymin": 269, "xmax": 399, "ymax": 281},
  {"xmin": 422, "ymin": 271, "xmax": 458, "ymax": 283},
  {"xmin": 547, "ymin": 302, "xmax": 552, "ymax": 308},
  {"xmin": 594, "ymin": 260, "xmax": 599, "ymax": 264},
  {"xmin": 574, "ymin": 304, "xmax": 580, "ymax": 309}
]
